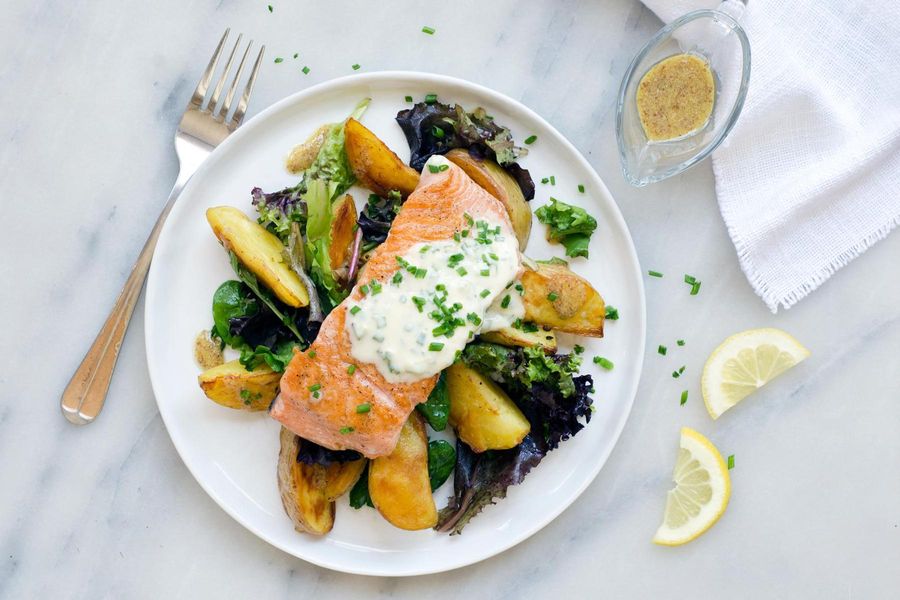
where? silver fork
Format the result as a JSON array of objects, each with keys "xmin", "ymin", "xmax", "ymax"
[{"xmin": 61, "ymin": 30, "xmax": 265, "ymax": 425}]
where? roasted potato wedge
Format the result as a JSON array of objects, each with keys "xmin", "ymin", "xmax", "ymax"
[
  {"xmin": 522, "ymin": 263, "xmax": 605, "ymax": 336},
  {"xmin": 206, "ymin": 206, "xmax": 309, "ymax": 308},
  {"xmin": 328, "ymin": 194, "xmax": 358, "ymax": 270},
  {"xmin": 277, "ymin": 428, "xmax": 335, "ymax": 535},
  {"xmin": 445, "ymin": 149, "xmax": 532, "ymax": 250},
  {"xmin": 479, "ymin": 324, "xmax": 557, "ymax": 353},
  {"xmin": 446, "ymin": 362, "xmax": 531, "ymax": 452},
  {"xmin": 344, "ymin": 118, "xmax": 419, "ymax": 197},
  {"xmin": 368, "ymin": 414, "xmax": 437, "ymax": 530},
  {"xmin": 324, "ymin": 458, "xmax": 367, "ymax": 501},
  {"xmin": 197, "ymin": 359, "xmax": 280, "ymax": 411}
]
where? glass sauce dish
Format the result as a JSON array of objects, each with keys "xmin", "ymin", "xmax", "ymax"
[{"xmin": 615, "ymin": 0, "xmax": 751, "ymax": 187}]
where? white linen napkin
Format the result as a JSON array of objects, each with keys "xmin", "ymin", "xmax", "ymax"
[{"xmin": 637, "ymin": 0, "xmax": 900, "ymax": 311}]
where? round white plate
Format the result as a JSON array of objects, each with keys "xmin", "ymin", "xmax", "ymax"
[{"xmin": 145, "ymin": 72, "xmax": 645, "ymax": 576}]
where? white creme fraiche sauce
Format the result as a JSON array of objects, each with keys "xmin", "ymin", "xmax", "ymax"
[{"xmin": 345, "ymin": 212, "xmax": 523, "ymax": 383}]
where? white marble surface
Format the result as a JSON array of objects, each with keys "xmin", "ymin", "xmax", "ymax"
[{"xmin": 1, "ymin": 0, "xmax": 899, "ymax": 598}]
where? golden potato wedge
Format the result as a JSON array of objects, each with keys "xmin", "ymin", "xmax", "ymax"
[
  {"xmin": 368, "ymin": 414, "xmax": 437, "ymax": 530},
  {"xmin": 197, "ymin": 359, "xmax": 280, "ymax": 411},
  {"xmin": 276, "ymin": 428, "xmax": 335, "ymax": 535},
  {"xmin": 522, "ymin": 263, "xmax": 605, "ymax": 337},
  {"xmin": 206, "ymin": 206, "xmax": 309, "ymax": 308},
  {"xmin": 446, "ymin": 362, "xmax": 531, "ymax": 452},
  {"xmin": 480, "ymin": 325, "xmax": 557, "ymax": 353},
  {"xmin": 445, "ymin": 149, "xmax": 532, "ymax": 250},
  {"xmin": 324, "ymin": 458, "xmax": 367, "ymax": 501},
  {"xmin": 328, "ymin": 194, "xmax": 358, "ymax": 270},
  {"xmin": 344, "ymin": 118, "xmax": 420, "ymax": 197}
]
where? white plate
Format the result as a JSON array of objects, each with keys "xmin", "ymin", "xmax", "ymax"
[{"xmin": 145, "ymin": 72, "xmax": 646, "ymax": 576}]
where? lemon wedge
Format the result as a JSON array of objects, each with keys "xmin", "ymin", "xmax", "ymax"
[
  {"xmin": 701, "ymin": 328, "xmax": 810, "ymax": 420},
  {"xmin": 653, "ymin": 427, "xmax": 730, "ymax": 546}
]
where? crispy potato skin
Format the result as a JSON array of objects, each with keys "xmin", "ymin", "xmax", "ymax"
[
  {"xmin": 522, "ymin": 263, "xmax": 605, "ymax": 337},
  {"xmin": 479, "ymin": 325, "xmax": 557, "ymax": 353},
  {"xmin": 276, "ymin": 428, "xmax": 335, "ymax": 535},
  {"xmin": 445, "ymin": 149, "xmax": 532, "ymax": 250},
  {"xmin": 368, "ymin": 414, "xmax": 438, "ymax": 530},
  {"xmin": 197, "ymin": 359, "xmax": 280, "ymax": 411},
  {"xmin": 446, "ymin": 362, "xmax": 531, "ymax": 452},
  {"xmin": 206, "ymin": 206, "xmax": 310, "ymax": 307},
  {"xmin": 324, "ymin": 458, "xmax": 367, "ymax": 501},
  {"xmin": 328, "ymin": 194, "xmax": 358, "ymax": 270},
  {"xmin": 344, "ymin": 118, "xmax": 420, "ymax": 197}
]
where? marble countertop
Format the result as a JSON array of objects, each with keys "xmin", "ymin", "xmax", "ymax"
[{"xmin": 2, "ymin": 0, "xmax": 898, "ymax": 597}]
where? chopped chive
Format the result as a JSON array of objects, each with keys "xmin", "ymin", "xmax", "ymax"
[
  {"xmin": 573, "ymin": 344, "xmax": 585, "ymax": 354},
  {"xmin": 727, "ymin": 454, "xmax": 735, "ymax": 470},
  {"xmin": 672, "ymin": 366, "xmax": 685, "ymax": 378},
  {"xmin": 415, "ymin": 268, "xmax": 427, "ymax": 279},
  {"xmin": 524, "ymin": 135, "xmax": 537, "ymax": 145},
  {"xmin": 464, "ymin": 212, "xmax": 474, "ymax": 226},
  {"xmin": 648, "ymin": 270, "xmax": 664, "ymax": 278},
  {"xmin": 308, "ymin": 383, "xmax": 321, "ymax": 392},
  {"xmin": 412, "ymin": 296, "xmax": 426, "ymax": 311},
  {"xmin": 480, "ymin": 269, "xmax": 490, "ymax": 276},
  {"xmin": 515, "ymin": 283, "xmax": 524, "ymax": 295},
  {"xmin": 274, "ymin": 57, "xmax": 284, "ymax": 63},
  {"xmin": 547, "ymin": 292, "xmax": 559, "ymax": 301},
  {"xmin": 419, "ymin": 245, "xmax": 430, "ymax": 253},
  {"xmin": 422, "ymin": 25, "xmax": 436, "ymax": 35},
  {"xmin": 308, "ymin": 350, "xmax": 317, "ymax": 359},
  {"xmin": 605, "ymin": 305, "xmax": 619, "ymax": 320},
  {"xmin": 501, "ymin": 295, "xmax": 511, "ymax": 309},
  {"xmin": 267, "ymin": 4, "xmax": 273, "ymax": 12},
  {"xmin": 302, "ymin": 66, "xmax": 310, "ymax": 75},
  {"xmin": 453, "ymin": 232, "xmax": 461, "ymax": 242},
  {"xmin": 541, "ymin": 177, "xmax": 550, "ymax": 184},
  {"xmin": 360, "ymin": 284, "xmax": 369, "ymax": 295},
  {"xmin": 349, "ymin": 305, "xmax": 361, "ymax": 315},
  {"xmin": 405, "ymin": 95, "xmax": 413, "ymax": 103},
  {"xmin": 593, "ymin": 356, "xmax": 614, "ymax": 370},
  {"xmin": 347, "ymin": 364, "xmax": 357, "ymax": 375},
  {"xmin": 339, "ymin": 426, "xmax": 354, "ymax": 435},
  {"xmin": 428, "ymin": 342, "xmax": 445, "ymax": 351},
  {"xmin": 658, "ymin": 345, "xmax": 667, "ymax": 355},
  {"xmin": 549, "ymin": 175, "xmax": 556, "ymax": 186},
  {"xmin": 293, "ymin": 53, "xmax": 298, "ymax": 59},
  {"xmin": 424, "ymin": 93, "xmax": 438, "ymax": 104},
  {"xmin": 680, "ymin": 390, "xmax": 688, "ymax": 406},
  {"xmin": 466, "ymin": 312, "xmax": 482, "ymax": 326},
  {"xmin": 457, "ymin": 267, "xmax": 468, "ymax": 276},
  {"xmin": 480, "ymin": 289, "xmax": 490, "ymax": 298},
  {"xmin": 352, "ymin": 63, "xmax": 361, "ymax": 70},
  {"xmin": 684, "ymin": 274, "xmax": 697, "ymax": 285},
  {"xmin": 677, "ymin": 339, "xmax": 685, "ymax": 346},
  {"xmin": 356, "ymin": 403, "xmax": 371, "ymax": 414},
  {"xmin": 432, "ymin": 125, "xmax": 445, "ymax": 138},
  {"xmin": 578, "ymin": 184, "xmax": 585, "ymax": 193},
  {"xmin": 690, "ymin": 281, "xmax": 702, "ymax": 295},
  {"xmin": 392, "ymin": 272, "xmax": 403, "ymax": 284}
]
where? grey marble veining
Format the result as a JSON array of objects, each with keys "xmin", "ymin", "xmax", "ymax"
[{"xmin": 1, "ymin": 0, "xmax": 898, "ymax": 598}]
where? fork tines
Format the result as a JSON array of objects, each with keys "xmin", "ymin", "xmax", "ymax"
[{"xmin": 190, "ymin": 28, "xmax": 265, "ymax": 128}]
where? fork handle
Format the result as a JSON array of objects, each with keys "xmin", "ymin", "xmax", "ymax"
[{"xmin": 61, "ymin": 178, "xmax": 187, "ymax": 425}]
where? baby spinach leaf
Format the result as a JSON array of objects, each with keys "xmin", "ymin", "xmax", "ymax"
[
  {"xmin": 211, "ymin": 280, "xmax": 257, "ymax": 346},
  {"xmin": 428, "ymin": 440, "xmax": 456, "ymax": 490},
  {"xmin": 349, "ymin": 463, "xmax": 374, "ymax": 509},
  {"xmin": 416, "ymin": 371, "xmax": 450, "ymax": 431}
]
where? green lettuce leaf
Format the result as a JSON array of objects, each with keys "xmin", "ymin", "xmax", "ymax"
[{"xmin": 534, "ymin": 198, "xmax": 598, "ymax": 258}]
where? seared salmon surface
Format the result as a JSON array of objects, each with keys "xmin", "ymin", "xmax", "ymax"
[{"xmin": 270, "ymin": 158, "xmax": 515, "ymax": 457}]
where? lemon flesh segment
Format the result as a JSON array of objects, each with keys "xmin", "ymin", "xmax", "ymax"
[
  {"xmin": 653, "ymin": 427, "xmax": 731, "ymax": 546},
  {"xmin": 702, "ymin": 328, "xmax": 810, "ymax": 420}
]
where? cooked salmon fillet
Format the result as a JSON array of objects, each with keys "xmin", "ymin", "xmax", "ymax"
[{"xmin": 270, "ymin": 158, "xmax": 514, "ymax": 457}]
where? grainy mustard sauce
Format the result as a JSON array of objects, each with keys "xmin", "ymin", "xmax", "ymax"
[{"xmin": 636, "ymin": 53, "xmax": 715, "ymax": 141}]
